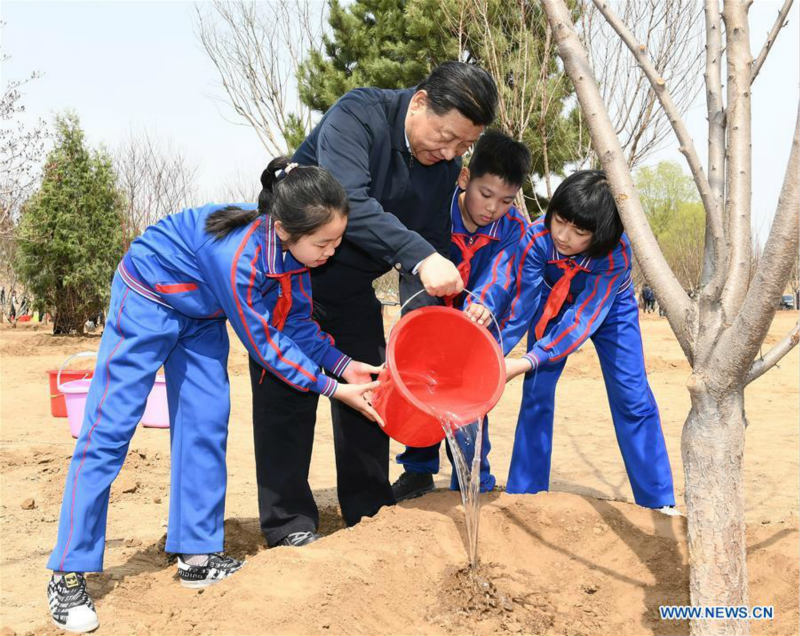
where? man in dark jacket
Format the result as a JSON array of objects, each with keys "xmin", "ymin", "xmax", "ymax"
[{"xmin": 249, "ymin": 62, "xmax": 498, "ymax": 547}]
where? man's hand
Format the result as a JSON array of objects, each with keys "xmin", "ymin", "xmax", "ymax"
[
  {"xmin": 333, "ymin": 380, "xmax": 384, "ymax": 427},
  {"xmin": 465, "ymin": 302, "xmax": 492, "ymax": 327},
  {"xmin": 341, "ymin": 360, "xmax": 383, "ymax": 385},
  {"xmin": 505, "ymin": 356, "xmax": 534, "ymax": 383},
  {"xmin": 417, "ymin": 253, "xmax": 464, "ymax": 297}
]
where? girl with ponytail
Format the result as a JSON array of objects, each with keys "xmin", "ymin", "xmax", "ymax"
[{"xmin": 45, "ymin": 157, "xmax": 382, "ymax": 633}]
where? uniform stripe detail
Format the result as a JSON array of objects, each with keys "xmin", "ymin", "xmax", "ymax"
[
  {"xmin": 550, "ymin": 270, "xmax": 620, "ymax": 361},
  {"xmin": 545, "ymin": 275, "xmax": 602, "ymax": 351},
  {"xmin": 331, "ymin": 355, "xmax": 351, "ymax": 377},
  {"xmin": 230, "ymin": 219, "xmax": 315, "ymax": 391},
  {"xmin": 154, "ymin": 282, "xmax": 198, "ymax": 293},
  {"xmin": 59, "ymin": 288, "xmax": 130, "ymax": 570},
  {"xmin": 117, "ymin": 263, "xmax": 172, "ymax": 309},
  {"xmin": 319, "ymin": 376, "xmax": 338, "ymax": 398},
  {"xmin": 507, "ymin": 227, "xmax": 549, "ymax": 322}
]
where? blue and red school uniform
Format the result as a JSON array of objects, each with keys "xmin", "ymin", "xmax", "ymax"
[
  {"xmin": 501, "ymin": 219, "xmax": 674, "ymax": 507},
  {"xmin": 48, "ymin": 205, "xmax": 349, "ymax": 572},
  {"xmin": 396, "ymin": 187, "xmax": 530, "ymax": 491}
]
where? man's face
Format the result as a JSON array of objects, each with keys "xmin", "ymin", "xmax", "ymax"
[{"xmin": 405, "ymin": 91, "xmax": 484, "ymax": 165}]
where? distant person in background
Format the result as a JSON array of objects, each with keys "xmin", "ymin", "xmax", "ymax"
[{"xmin": 641, "ymin": 284, "xmax": 655, "ymax": 313}]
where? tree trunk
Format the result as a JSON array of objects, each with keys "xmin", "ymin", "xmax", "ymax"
[{"xmin": 682, "ymin": 375, "xmax": 749, "ymax": 636}]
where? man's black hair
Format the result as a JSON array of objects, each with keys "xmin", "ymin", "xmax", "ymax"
[{"xmin": 417, "ymin": 61, "xmax": 498, "ymax": 126}]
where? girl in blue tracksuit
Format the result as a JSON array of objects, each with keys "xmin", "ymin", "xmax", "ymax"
[
  {"xmin": 45, "ymin": 158, "xmax": 382, "ymax": 634},
  {"xmin": 392, "ymin": 131, "xmax": 531, "ymax": 500},
  {"xmin": 502, "ymin": 170, "xmax": 675, "ymax": 509}
]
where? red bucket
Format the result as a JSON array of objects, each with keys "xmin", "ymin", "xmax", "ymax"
[
  {"xmin": 373, "ymin": 306, "xmax": 505, "ymax": 447},
  {"xmin": 47, "ymin": 368, "xmax": 94, "ymax": 417}
]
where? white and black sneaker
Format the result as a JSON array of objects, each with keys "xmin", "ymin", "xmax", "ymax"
[
  {"xmin": 177, "ymin": 552, "xmax": 244, "ymax": 589},
  {"xmin": 47, "ymin": 572, "xmax": 99, "ymax": 633}
]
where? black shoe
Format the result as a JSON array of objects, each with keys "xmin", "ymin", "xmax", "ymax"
[
  {"xmin": 392, "ymin": 471, "xmax": 434, "ymax": 502},
  {"xmin": 176, "ymin": 552, "xmax": 244, "ymax": 589},
  {"xmin": 275, "ymin": 531, "xmax": 320, "ymax": 547},
  {"xmin": 47, "ymin": 573, "xmax": 99, "ymax": 633}
]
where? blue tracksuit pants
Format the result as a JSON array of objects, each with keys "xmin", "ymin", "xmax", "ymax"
[
  {"xmin": 507, "ymin": 290, "xmax": 674, "ymax": 508},
  {"xmin": 48, "ymin": 274, "xmax": 231, "ymax": 572},
  {"xmin": 395, "ymin": 416, "xmax": 496, "ymax": 492}
]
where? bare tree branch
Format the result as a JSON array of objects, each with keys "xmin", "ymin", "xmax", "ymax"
[
  {"xmin": 0, "ymin": 72, "xmax": 48, "ymax": 236},
  {"xmin": 751, "ymin": 0, "xmax": 794, "ymax": 84},
  {"xmin": 542, "ymin": 0, "xmax": 696, "ymax": 362},
  {"xmin": 700, "ymin": 0, "xmax": 727, "ymax": 293},
  {"xmin": 746, "ymin": 318, "xmax": 800, "ymax": 385},
  {"xmin": 581, "ymin": 0, "xmax": 703, "ymax": 168},
  {"xmin": 195, "ymin": 0, "xmax": 324, "ymax": 156},
  {"xmin": 591, "ymin": 0, "xmax": 725, "ymax": 281},
  {"xmin": 715, "ymin": 104, "xmax": 800, "ymax": 383},
  {"xmin": 719, "ymin": 1, "xmax": 754, "ymax": 322},
  {"xmin": 114, "ymin": 130, "xmax": 198, "ymax": 244}
]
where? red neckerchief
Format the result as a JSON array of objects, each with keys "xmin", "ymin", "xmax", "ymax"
[
  {"xmin": 534, "ymin": 258, "xmax": 589, "ymax": 339},
  {"xmin": 444, "ymin": 233, "xmax": 492, "ymax": 306}
]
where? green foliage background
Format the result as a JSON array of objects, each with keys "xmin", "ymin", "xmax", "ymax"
[{"xmin": 15, "ymin": 113, "xmax": 125, "ymax": 334}]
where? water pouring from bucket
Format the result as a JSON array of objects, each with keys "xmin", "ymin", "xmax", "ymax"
[
  {"xmin": 372, "ymin": 292, "xmax": 504, "ymax": 567},
  {"xmin": 373, "ymin": 303, "xmax": 504, "ymax": 447}
]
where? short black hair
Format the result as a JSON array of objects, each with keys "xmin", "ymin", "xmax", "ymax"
[
  {"xmin": 545, "ymin": 170, "xmax": 623, "ymax": 258},
  {"xmin": 468, "ymin": 130, "xmax": 531, "ymax": 187},
  {"xmin": 417, "ymin": 61, "xmax": 498, "ymax": 126}
]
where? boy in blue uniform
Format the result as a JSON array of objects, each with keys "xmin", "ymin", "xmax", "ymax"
[
  {"xmin": 46, "ymin": 159, "xmax": 382, "ymax": 633},
  {"xmin": 392, "ymin": 130, "xmax": 532, "ymax": 501},
  {"xmin": 502, "ymin": 170, "xmax": 675, "ymax": 510}
]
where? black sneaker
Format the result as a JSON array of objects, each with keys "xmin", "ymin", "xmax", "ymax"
[
  {"xmin": 176, "ymin": 553, "xmax": 244, "ymax": 589},
  {"xmin": 392, "ymin": 471, "xmax": 434, "ymax": 502},
  {"xmin": 47, "ymin": 572, "xmax": 99, "ymax": 633},
  {"xmin": 275, "ymin": 531, "xmax": 320, "ymax": 547}
]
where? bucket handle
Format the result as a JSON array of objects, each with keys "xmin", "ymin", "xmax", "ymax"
[
  {"xmin": 57, "ymin": 351, "xmax": 97, "ymax": 392},
  {"xmin": 395, "ymin": 288, "xmax": 504, "ymax": 355}
]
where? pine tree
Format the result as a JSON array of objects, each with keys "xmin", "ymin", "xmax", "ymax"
[
  {"xmin": 296, "ymin": 0, "xmax": 585, "ymax": 210},
  {"xmin": 15, "ymin": 113, "xmax": 125, "ymax": 334},
  {"xmin": 297, "ymin": 0, "xmax": 457, "ymax": 112}
]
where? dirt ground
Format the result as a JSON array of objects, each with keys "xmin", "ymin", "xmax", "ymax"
[{"xmin": 0, "ymin": 310, "xmax": 797, "ymax": 636}]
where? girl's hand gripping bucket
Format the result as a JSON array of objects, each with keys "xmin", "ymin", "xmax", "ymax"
[{"xmin": 373, "ymin": 304, "xmax": 505, "ymax": 447}]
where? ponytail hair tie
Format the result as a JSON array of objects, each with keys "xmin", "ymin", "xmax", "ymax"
[{"xmin": 274, "ymin": 162, "xmax": 299, "ymax": 181}]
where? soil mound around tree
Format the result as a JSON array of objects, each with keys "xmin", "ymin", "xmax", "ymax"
[{"xmin": 5, "ymin": 482, "xmax": 797, "ymax": 636}]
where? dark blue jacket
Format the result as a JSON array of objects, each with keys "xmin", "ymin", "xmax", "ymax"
[{"xmin": 293, "ymin": 88, "xmax": 461, "ymax": 278}]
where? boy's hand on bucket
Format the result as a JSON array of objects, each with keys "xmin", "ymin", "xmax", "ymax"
[
  {"xmin": 418, "ymin": 253, "xmax": 464, "ymax": 296},
  {"xmin": 464, "ymin": 302, "xmax": 492, "ymax": 327},
  {"xmin": 333, "ymin": 380, "xmax": 385, "ymax": 427},
  {"xmin": 341, "ymin": 361, "xmax": 384, "ymax": 384}
]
